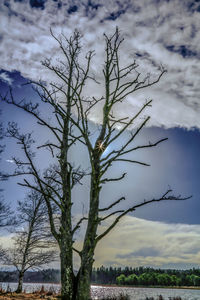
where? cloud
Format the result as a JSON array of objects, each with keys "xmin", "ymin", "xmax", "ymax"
[
  {"xmin": 0, "ymin": 72, "xmax": 13, "ymax": 86},
  {"xmin": 1, "ymin": 214, "xmax": 200, "ymax": 269},
  {"xmin": 0, "ymin": 0, "xmax": 200, "ymax": 129},
  {"xmin": 93, "ymin": 216, "xmax": 200, "ymax": 268},
  {"xmin": 5, "ymin": 159, "xmax": 14, "ymax": 164},
  {"xmin": 117, "ymin": 247, "xmax": 161, "ymax": 259},
  {"xmin": 0, "ymin": 234, "xmax": 14, "ymax": 247}
]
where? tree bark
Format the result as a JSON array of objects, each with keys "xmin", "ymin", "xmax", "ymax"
[
  {"xmin": 75, "ymin": 162, "xmax": 100, "ymax": 300},
  {"xmin": 59, "ymin": 207, "xmax": 74, "ymax": 300},
  {"xmin": 16, "ymin": 271, "xmax": 24, "ymax": 293},
  {"xmin": 60, "ymin": 246, "xmax": 74, "ymax": 300},
  {"xmin": 76, "ymin": 261, "xmax": 93, "ymax": 300}
]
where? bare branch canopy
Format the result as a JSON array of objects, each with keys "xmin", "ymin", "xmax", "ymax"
[{"xmin": 0, "ymin": 28, "xmax": 191, "ymax": 300}]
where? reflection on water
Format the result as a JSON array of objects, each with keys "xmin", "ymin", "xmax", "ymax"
[
  {"xmin": 0, "ymin": 282, "xmax": 60, "ymax": 294},
  {"xmin": 91, "ymin": 285, "xmax": 200, "ymax": 300},
  {"xmin": 0, "ymin": 283, "xmax": 199, "ymax": 300}
]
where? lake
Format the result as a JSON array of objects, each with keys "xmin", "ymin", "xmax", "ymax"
[
  {"xmin": 0, "ymin": 282, "xmax": 200, "ymax": 300},
  {"xmin": 91, "ymin": 285, "xmax": 200, "ymax": 300}
]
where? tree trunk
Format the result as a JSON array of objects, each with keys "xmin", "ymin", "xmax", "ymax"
[
  {"xmin": 16, "ymin": 271, "xmax": 24, "ymax": 293},
  {"xmin": 75, "ymin": 263, "xmax": 93, "ymax": 300},
  {"xmin": 59, "ymin": 244, "xmax": 94, "ymax": 300},
  {"xmin": 59, "ymin": 228, "xmax": 74, "ymax": 300},
  {"xmin": 75, "ymin": 168, "xmax": 100, "ymax": 300},
  {"xmin": 60, "ymin": 251, "xmax": 74, "ymax": 300},
  {"xmin": 59, "ymin": 153, "xmax": 101, "ymax": 300}
]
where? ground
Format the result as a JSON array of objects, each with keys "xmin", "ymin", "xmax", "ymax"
[{"xmin": 0, "ymin": 293, "xmax": 58, "ymax": 300}]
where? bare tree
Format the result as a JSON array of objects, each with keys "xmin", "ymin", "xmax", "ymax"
[
  {"xmin": 0, "ymin": 196, "xmax": 12, "ymax": 227},
  {"xmin": 4, "ymin": 190, "xmax": 57, "ymax": 293},
  {"xmin": 0, "ymin": 110, "xmax": 4, "ymax": 158},
  {"xmin": 0, "ymin": 114, "xmax": 12, "ymax": 223},
  {"xmin": 0, "ymin": 198, "xmax": 12, "ymax": 261},
  {"xmin": 0, "ymin": 110, "xmax": 9, "ymax": 225},
  {"xmin": 0, "ymin": 28, "xmax": 190, "ymax": 300},
  {"xmin": 0, "ymin": 110, "xmax": 13, "ymax": 259}
]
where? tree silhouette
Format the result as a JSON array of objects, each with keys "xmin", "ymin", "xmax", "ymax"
[
  {"xmin": 4, "ymin": 190, "xmax": 56, "ymax": 293},
  {"xmin": 0, "ymin": 28, "xmax": 190, "ymax": 300},
  {"xmin": 0, "ymin": 110, "xmax": 13, "ymax": 259}
]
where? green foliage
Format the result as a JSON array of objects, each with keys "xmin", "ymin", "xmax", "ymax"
[
  {"xmin": 91, "ymin": 266, "xmax": 200, "ymax": 287},
  {"xmin": 125, "ymin": 274, "xmax": 138, "ymax": 285},
  {"xmin": 116, "ymin": 274, "xmax": 126, "ymax": 285}
]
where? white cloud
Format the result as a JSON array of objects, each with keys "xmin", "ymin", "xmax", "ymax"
[
  {"xmin": 0, "ymin": 72, "xmax": 13, "ymax": 86},
  {"xmin": 1, "ymin": 215, "xmax": 200, "ymax": 269},
  {"xmin": 0, "ymin": 0, "xmax": 200, "ymax": 129},
  {"xmin": 5, "ymin": 159, "xmax": 14, "ymax": 164},
  {"xmin": 93, "ymin": 216, "xmax": 200, "ymax": 268},
  {"xmin": 0, "ymin": 234, "xmax": 14, "ymax": 248}
]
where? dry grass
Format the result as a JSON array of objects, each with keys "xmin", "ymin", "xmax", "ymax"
[
  {"xmin": 0, "ymin": 294, "xmax": 58, "ymax": 300},
  {"xmin": 0, "ymin": 286, "xmax": 59, "ymax": 300}
]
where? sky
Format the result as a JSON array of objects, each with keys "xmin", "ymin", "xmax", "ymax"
[{"xmin": 0, "ymin": 0, "xmax": 200, "ymax": 270}]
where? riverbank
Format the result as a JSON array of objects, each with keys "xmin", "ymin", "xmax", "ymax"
[
  {"xmin": 0, "ymin": 284, "xmax": 199, "ymax": 300},
  {"xmin": 0, "ymin": 293, "xmax": 58, "ymax": 300},
  {"xmin": 0, "ymin": 293, "xmax": 191, "ymax": 300},
  {"xmin": 92, "ymin": 283, "xmax": 200, "ymax": 290},
  {"xmin": 0, "ymin": 282, "xmax": 200, "ymax": 293},
  {"xmin": 0, "ymin": 288, "xmax": 198, "ymax": 300}
]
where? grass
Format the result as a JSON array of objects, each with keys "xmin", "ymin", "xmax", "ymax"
[
  {"xmin": 100, "ymin": 294, "xmax": 130, "ymax": 300},
  {"xmin": 94, "ymin": 295, "xmax": 183, "ymax": 300},
  {"xmin": 0, "ymin": 294, "xmax": 183, "ymax": 300},
  {"xmin": 0, "ymin": 285, "xmax": 59, "ymax": 299},
  {"xmin": 145, "ymin": 297, "xmax": 182, "ymax": 300},
  {"xmin": 101, "ymin": 296, "xmax": 183, "ymax": 300}
]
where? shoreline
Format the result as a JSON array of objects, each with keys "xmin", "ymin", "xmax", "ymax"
[
  {"xmin": 0, "ymin": 284, "xmax": 199, "ymax": 300},
  {"xmin": 91, "ymin": 283, "xmax": 200, "ymax": 290},
  {"xmin": 0, "ymin": 282, "xmax": 200, "ymax": 291}
]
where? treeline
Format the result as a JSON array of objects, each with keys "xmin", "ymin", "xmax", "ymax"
[
  {"xmin": 0, "ymin": 269, "xmax": 60, "ymax": 283},
  {"xmin": 1, "ymin": 267, "xmax": 200, "ymax": 287},
  {"xmin": 91, "ymin": 266, "xmax": 200, "ymax": 287}
]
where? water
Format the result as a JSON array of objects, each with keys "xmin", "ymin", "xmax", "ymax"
[
  {"xmin": 0, "ymin": 282, "xmax": 61, "ymax": 293},
  {"xmin": 0, "ymin": 282, "xmax": 200, "ymax": 300},
  {"xmin": 91, "ymin": 285, "xmax": 200, "ymax": 300}
]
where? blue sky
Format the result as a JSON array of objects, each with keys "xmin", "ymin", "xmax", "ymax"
[{"xmin": 0, "ymin": 0, "xmax": 200, "ymax": 269}]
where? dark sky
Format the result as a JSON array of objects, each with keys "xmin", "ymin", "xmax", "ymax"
[{"xmin": 0, "ymin": 0, "xmax": 200, "ymax": 269}]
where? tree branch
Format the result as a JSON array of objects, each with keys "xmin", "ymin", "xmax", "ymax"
[
  {"xmin": 99, "ymin": 197, "xmax": 125, "ymax": 212},
  {"xmin": 95, "ymin": 190, "xmax": 191, "ymax": 244}
]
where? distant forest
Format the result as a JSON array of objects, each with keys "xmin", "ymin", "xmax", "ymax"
[
  {"xmin": 0, "ymin": 267, "xmax": 200, "ymax": 287},
  {"xmin": 91, "ymin": 266, "xmax": 200, "ymax": 287},
  {"xmin": 0, "ymin": 269, "xmax": 60, "ymax": 283}
]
